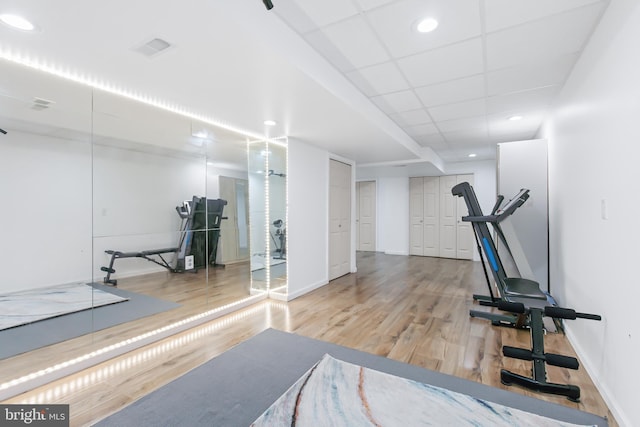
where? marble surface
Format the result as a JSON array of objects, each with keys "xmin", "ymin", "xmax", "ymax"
[
  {"xmin": 0, "ymin": 283, "xmax": 128, "ymax": 330},
  {"xmin": 252, "ymin": 354, "xmax": 594, "ymax": 427}
]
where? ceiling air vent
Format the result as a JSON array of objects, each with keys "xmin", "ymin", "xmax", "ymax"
[
  {"xmin": 31, "ymin": 97, "xmax": 55, "ymax": 111},
  {"xmin": 133, "ymin": 37, "xmax": 173, "ymax": 58}
]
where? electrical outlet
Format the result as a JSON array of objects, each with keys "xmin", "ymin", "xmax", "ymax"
[{"xmin": 185, "ymin": 255, "xmax": 194, "ymax": 270}]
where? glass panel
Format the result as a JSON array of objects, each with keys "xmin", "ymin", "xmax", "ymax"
[
  {"xmin": 268, "ymin": 140, "xmax": 287, "ymax": 296},
  {"xmin": 0, "ymin": 59, "xmax": 255, "ymax": 394},
  {"xmin": 247, "ymin": 138, "xmax": 287, "ymax": 294},
  {"xmin": 248, "ymin": 140, "xmax": 268, "ymax": 292},
  {"xmin": 91, "ymin": 94, "xmax": 254, "ymax": 347},
  {"xmin": 0, "ymin": 61, "xmax": 93, "ymax": 377}
]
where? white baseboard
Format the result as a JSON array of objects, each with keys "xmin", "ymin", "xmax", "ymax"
[
  {"xmin": 565, "ymin": 325, "xmax": 629, "ymax": 427},
  {"xmin": 384, "ymin": 250, "xmax": 409, "ymax": 256},
  {"xmin": 286, "ymin": 279, "xmax": 328, "ymax": 301}
]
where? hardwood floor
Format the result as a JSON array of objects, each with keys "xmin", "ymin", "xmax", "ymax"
[{"xmin": 2, "ymin": 252, "xmax": 617, "ymax": 426}]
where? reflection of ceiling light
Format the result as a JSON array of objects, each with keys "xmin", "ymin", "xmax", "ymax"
[
  {"xmin": 508, "ymin": 115, "xmax": 523, "ymax": 121},
  {"xmin": 468, "ymin": 153, "xmax": 477, "ymax": 158},
  {"xmin": 264, "ymin": 120, "xmax": 276, "ymax": 126},
  {"xmin": 417, "ymin": 18, "xmax": 438, "ymax": 33},
  {"xmin": 0, "ymin": 14, "xmax": 35, "ymax": 31},
  {"xmin": 194, "ymin": 131, "xmax": 208, "ymax": 139},
  {"xmin": 260, "ymin": 150, "xmax": 271, "ymax": 156}
]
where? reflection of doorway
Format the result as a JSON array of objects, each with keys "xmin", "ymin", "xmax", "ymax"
[
  {"xmin": 356, "ymin": 181, "xmax": 376, "ymax": 251},
  {"xmin": 219, "ymin": 176, "xmax": 250, "ymax": 264},
  {"xmin": 329, "ymin": 159, "xmax": 351, "ymax": 280}
]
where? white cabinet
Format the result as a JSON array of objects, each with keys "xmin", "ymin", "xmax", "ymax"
[{"xmin": 410, "ymin": 174, "xmax": 473, "ymax": 260}]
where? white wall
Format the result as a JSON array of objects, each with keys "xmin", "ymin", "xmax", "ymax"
[
  {"xmin": 0, "ymin": 131, "xmax": 92, "ymax": 292},
  {"xmin": 286, "ymin": 139, "xmax": 329, "ymax": 299},
  {"xmin": 539, "ymin": 2, "xmax": 640, "ymax": 425},
  {"xmin": 92, "ymin": 145, "xmax": 206, "ymax": 279},
  {"xmin": 0, "ymin": 128, "xmax": 211, "ymax": 293}
]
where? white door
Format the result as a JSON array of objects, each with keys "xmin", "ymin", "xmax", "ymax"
[
  {"xmin": 439, "ymin": 175, "xmax": 458, "ymax": 258},
  {"xmin": 219, "ymin": 176, "xmax": 250, "ymax": 263},
  {"xmin": 423, "ymin": 177, "xmax": 440, "ymax": 257},
  {"xmin": 219, "ymin": 176, "xmax": 239, "ymax": 263},
  {"xmin": 356, "ymin": 181, "xmax": 376, "ymax": 251},
  {"xmin": 409, "ymin": 177, "xmax": 424, "ymax": 255},
  {"xmin": 329, "ymin": 160, "xmax": 351, "ymax": 280},
  {"xmin": 455, "ymin": 174, "xmax": 474, "ymax": 260}
]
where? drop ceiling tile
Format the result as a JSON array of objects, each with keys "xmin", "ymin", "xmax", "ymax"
[
  {"xmin": 346, "ymin": 62, "xmax": 410, "ymax": 96},
  {"xmin": 487, "ymin": 86, "xmax": 559, "ymax": 115},
  {"xmin": 371, "ymin": 90, "xmax": 422, "ymax": 114},
  {"xmin": 485, "ymin": 0, "xmax": 604, "ymax": 33},
  {"xmin": 486, "ymin": 3, "xmax": 605, "ymax": 70},
  {"xmin": 437, "ymin": 116, "xmax": 487, "ymax": 133},
  {"xmin": 487, "ymin": 53, "xmax": 579, "ymax": 96},
  {"xmin": 406, "ymin": 122, "xmax": 439, "ymax": 137},
  {"xmin": 305, "ymin": 16, "xmax": 390, "ymax": 72},
  {"xmin": 415, "ymin": 74, "xmax": 485, "ymax": 107},
  {"xmin": 397, "ymin": 38, "xmax": 483, "ymax": 87},
  {"xmin": 443, "ymin": 128, "xmax": 490, "ymax": 145},
  {"xmin": 389, "ymin": 108, "xmax": 432, "ymax": 126},
  {"xmin": 365, "ymin": 0, "xmax": 482, "ymax": 58},
  {"xmin": 428, "ymin": 98, "xmax": 486, "ymax": 122},
  {"xmin": 488, "ymin": 110, "xmax": 544, "ymax": 137},
  {"xmin": 355, "ymin": 0, "xmax": 397, "ymax": 12}
]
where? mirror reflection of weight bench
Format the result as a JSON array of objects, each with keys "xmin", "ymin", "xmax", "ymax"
[
  {"xmin": 270, "ymin": 219, "xmax": 286, "ymax": 260},
  {"xmin": 101, "ymin": 197, "xmax": 227, "ymax": 286}
]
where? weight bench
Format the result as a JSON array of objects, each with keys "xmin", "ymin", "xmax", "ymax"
[
  {"xmin": 101, "ymin": 247, "xmax": 178, "ymax": 286},
  {"xmin": 452, "ymin": 182, "xmax": 601, "ymax": 401}
]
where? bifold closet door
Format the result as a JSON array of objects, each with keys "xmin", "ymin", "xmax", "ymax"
[
  {"xmin": 439, "ymin": 175, "xmax": 458, "ymax": 258},
  {"xmin": 455, "ymin": 174, "xmax": 473, "ymax": 260},
  {"xmin": 410, "ymin": 175, "xmax": 472, "ymax": 260}
]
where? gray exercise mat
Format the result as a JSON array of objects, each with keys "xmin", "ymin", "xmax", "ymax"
[
  {"xmin": 0, "ymin": 283, "xmax": 179, "ymax": 360},
  {"xmin": 95, "ymin": 328, "xmax": 607, "ymax": 426}
]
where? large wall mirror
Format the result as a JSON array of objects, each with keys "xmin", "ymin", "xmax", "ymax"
[{"xmin": 0, "ymin": 58, "xmax": 261, "ymax": 395}]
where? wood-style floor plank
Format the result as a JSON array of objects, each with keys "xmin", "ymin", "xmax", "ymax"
[{"xmin": 2, "ymin": 252, "xmax": 617, "ymax": 426}]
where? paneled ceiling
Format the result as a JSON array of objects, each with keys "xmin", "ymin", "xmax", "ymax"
[
  {"xmin": 273, "ymin": 0, "xmax": 609, "ymax": 163},
  {"xmin": 0, "ymin": 0, "xmax": 609, "ymax": 171}
]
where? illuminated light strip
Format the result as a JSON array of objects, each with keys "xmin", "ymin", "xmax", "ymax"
[
  {"xmin": 264, "ymin": 139, "xmax": 271, "ymax": 291},
  {"xmin": 0, "ymin": 49, "xmax": 266, "ymax": 142},
  {"xmin": 0, "ymin": 292, "xmax": 267, "ymax": 400},
  {"xmin": 17, "ymin": 302, "xmax": 275, "ymax": 405}
]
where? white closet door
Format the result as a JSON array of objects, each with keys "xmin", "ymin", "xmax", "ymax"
[
  {"xmin": 422, "ymin": 177, "xmax": 440, "ymax": 256},
  {"xmin": 455, "ymin": 174, "xmax": 474, "ymax": 260},
  {"xmin": 357, "ymin": 181, "xmax": 376, "ymax": 251},
  {"xmin": 329, "ymin": 160, "xmax": 351, "ymax": 280},
  {"xmin": 409, "ymin": 177, "xmax": 424, "ymax": 255},
  {"xmin": 439, "ymin": 175, "xmax": 458, "ymax": 258}
]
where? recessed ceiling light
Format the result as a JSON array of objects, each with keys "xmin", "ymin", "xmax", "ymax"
[
  {"xmin": 468, "ymin": 153, "xmax": 477, "ymax": 158},
  {"xmin": 416, "ymin": 18, "xmax": 438, "ymax": 33},
  {"xmin": 264, "ymin": 120, "xmax": 276, "ymax": 126},
  {"xmin": 508, "ymin": 115, "xmax": 523, "ymax": 121},
  {"xmin": 0, "ymin": 14, "xmax": 35, "ymax": 31}
]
